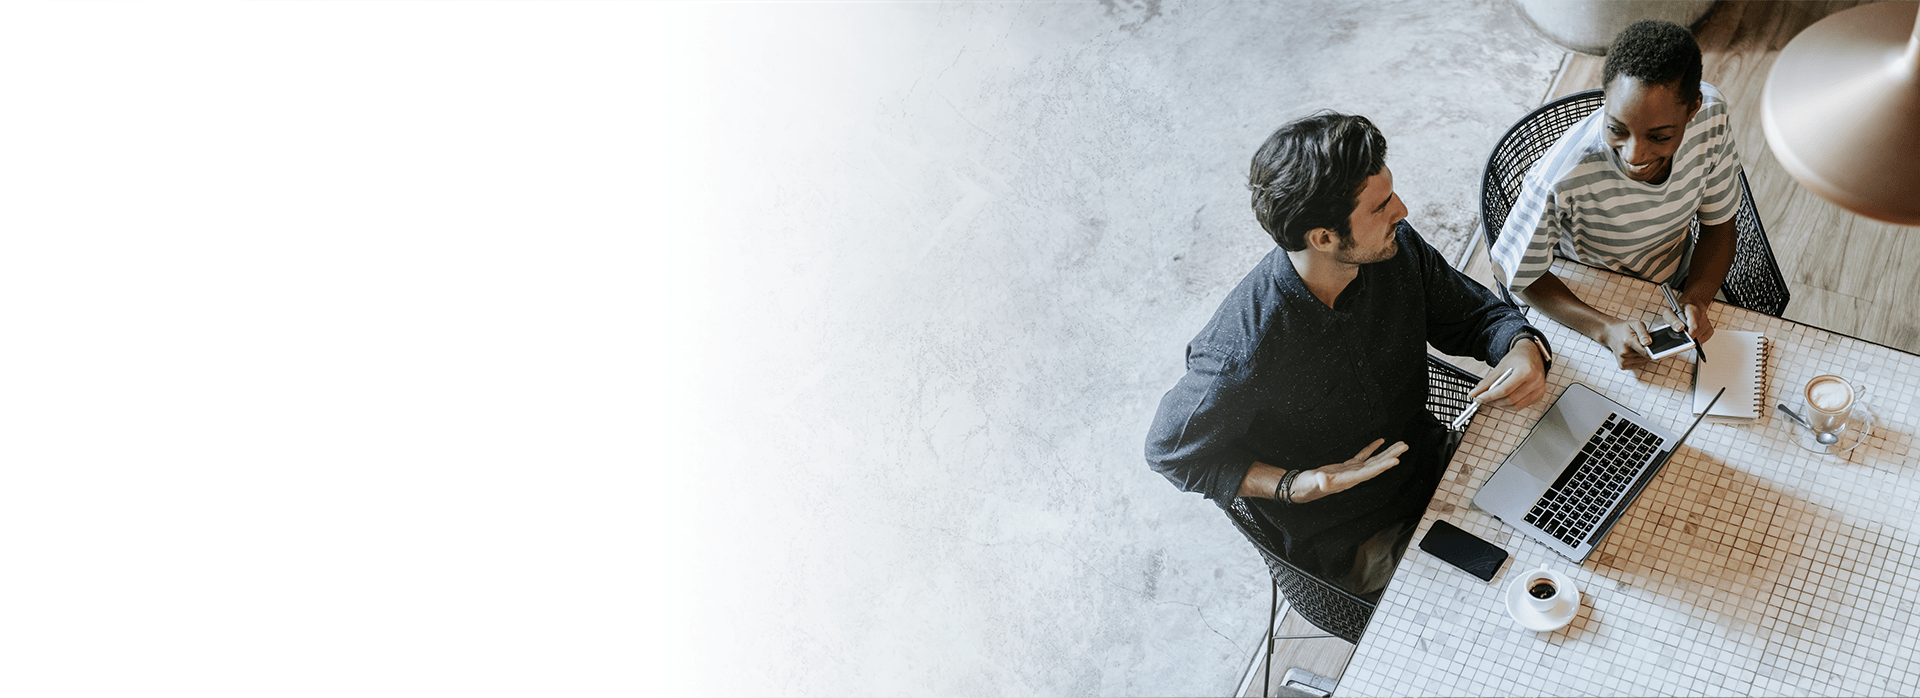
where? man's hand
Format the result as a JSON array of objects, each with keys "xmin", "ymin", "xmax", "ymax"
[
  {"xmin": 1469, "ymin": 338, "xmax": 1548, "ymax": 410},
  {"xmin": 1663, "ymin": 300, "xmax": 1715, "ymax": 347},
  {"xmin": 1597, "ymin": 317, "xmax": 1654, "ymax": 370},
  {"xmin": 1290, "ymin": 439, "xmax": 1408, "ymax": 503}
]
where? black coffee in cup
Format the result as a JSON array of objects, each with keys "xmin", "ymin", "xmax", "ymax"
[{"xmin": 1528, "ymin": 580, "xmax": 1557, "ymax": 599}]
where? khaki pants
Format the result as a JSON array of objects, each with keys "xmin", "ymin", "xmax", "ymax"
[{"xmin": 1333, "ymin": 519, "xmax": 1417, "ymax": 597}]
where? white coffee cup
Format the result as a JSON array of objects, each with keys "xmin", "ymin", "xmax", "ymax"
[
  {"xmin": 1804, "ymin": 374, "xmax": 1857, "ymax": 434},
  {"xmin": 1522, "ymin": 564, "xmax": 1569, "ymax": 613}
]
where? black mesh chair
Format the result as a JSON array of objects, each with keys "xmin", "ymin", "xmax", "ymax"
[
  {"xmin": 1223, "ymin": 355, "xmax": 1480, "ymax": 695},
  {"xmin": 1479, "ymin": 89, "xmax": 1791, "ymax": 316}
]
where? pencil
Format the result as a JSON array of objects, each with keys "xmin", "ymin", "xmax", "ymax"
[{"xmin": 1660, "ymin": 284, "xmax": 1706, "ymax": 362}]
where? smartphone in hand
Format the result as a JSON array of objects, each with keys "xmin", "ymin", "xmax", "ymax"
[{"xmin": 1642, "ymin": 323, "xmax": 1696, "ymax": 361}]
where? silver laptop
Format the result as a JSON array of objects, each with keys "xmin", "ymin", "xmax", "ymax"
[{"xmin": 1474, "ymin": 382, "xmax": 1723, "ymax": 563}]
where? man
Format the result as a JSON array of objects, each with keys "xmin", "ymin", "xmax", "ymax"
[
  {"xmin": 1144, "ymin": 113, "xmax": 1551, "ymax": 595},
  {"xmin": 1491, "ymin": 20, "xmax": 1742, "ymax": 370}
]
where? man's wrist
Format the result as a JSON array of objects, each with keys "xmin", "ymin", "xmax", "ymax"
[
  {"xmin": 1510, "ymin": 331, "xmax": 1553, "ymax": 373},
  {"xmin": 1290, "ymin": 469, "xmax": 1322, "ymax": 503},
  {"xmin": 1521, "ymin": 337, "xmax": 1549, "ymax": 365},
  {"xmin": 1274, "ymin": 468, "xmax": 1301, "ymax": 504}
]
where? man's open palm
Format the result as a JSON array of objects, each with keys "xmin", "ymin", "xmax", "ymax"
[{"xmin": 1298, "ymin": 438, "xmax": 1407, "ymax": 503}]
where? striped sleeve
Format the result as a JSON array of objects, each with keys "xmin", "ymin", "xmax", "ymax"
[
  {"xmin": 1492, "ymin": 161, "xmax": 1571, "ymax": 296},
  {"xmin": 1695, "ymin": 84, "xmax": 1743, "ymax": 226}
]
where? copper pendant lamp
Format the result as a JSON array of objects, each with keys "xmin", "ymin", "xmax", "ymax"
[{"xmin": 1761, "ymin": 1, "xmax": 1920, "ymax": 226}]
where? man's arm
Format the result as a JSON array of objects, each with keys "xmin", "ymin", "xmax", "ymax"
[
  {"xmin": 1237, "ymin": 439, "xmax": 1409, "ymax": 502},
  {"xmin": 1146, "ymin": 343, "xmax": 1411, "ymax": 503},
  {"xmin": 1402, "ymin": 224, "xmax": 1550, "ymax": 409},
  {"xmin": 1144, "ymin": 343, "xmax": 1264, "ymax": 503},
  {"xmin": 1469, "ymin": 335, "xmax": 1549, "ymax": 409}
]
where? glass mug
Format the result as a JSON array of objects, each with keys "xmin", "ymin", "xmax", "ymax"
[{"xmin": 1804, "ymin": 374, "xmax": 1864, "ymax": 434}]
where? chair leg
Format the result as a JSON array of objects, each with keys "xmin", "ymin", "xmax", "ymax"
[{"xmin": 1265, "ymin": 582, "xmax": 1275, "ymax": 698}]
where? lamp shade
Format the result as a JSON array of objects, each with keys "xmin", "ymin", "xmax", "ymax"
[{"xmin": 1761, "ymin": 1, "xmax": 1920, "ymax": 226}]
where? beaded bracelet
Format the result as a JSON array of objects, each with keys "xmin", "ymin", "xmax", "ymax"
[{"xmin": 1275, "ymin": 469, "xmax": 1303, "ymax": 504}]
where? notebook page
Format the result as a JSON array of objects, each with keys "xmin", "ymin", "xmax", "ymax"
[{"xmin": 1691, "ymin": 330, "xmax": 1766, "ymax": 420}]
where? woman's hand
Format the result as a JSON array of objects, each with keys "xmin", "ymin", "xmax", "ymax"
[{"xmin": 1597, "ymin": 317, "xmax": 1653, "ymax": 370}]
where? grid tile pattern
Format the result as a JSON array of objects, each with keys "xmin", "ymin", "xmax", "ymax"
[{"xmin": 1340, "ymin": 261, "xmax": 1920, "ymax": 697}]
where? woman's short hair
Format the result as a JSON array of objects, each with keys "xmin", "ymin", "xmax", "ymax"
[{"xmin": 1602, "ymin": 20, "xmax": 1703, "ymax": 105}]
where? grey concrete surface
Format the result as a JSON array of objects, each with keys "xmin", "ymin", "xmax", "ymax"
[
  {"xmin": 0, "ymin": 3, "xmax": 1564, "ymax": 696},
  {"xmin": 650, "ymin": 1, "xmax": 1567, "ymax": 695}
]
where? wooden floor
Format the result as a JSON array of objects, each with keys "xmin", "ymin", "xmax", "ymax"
[
  {"xmin": 1236, "ymin": 608, "xmax": 1354, "ymax": 698},
  {"xmin": 1547, "ymin": 0, "xmax": 1920, "ymax": 354}
]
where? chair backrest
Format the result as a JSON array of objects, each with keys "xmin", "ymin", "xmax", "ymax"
[
  {"xmin": 1218, "ymin": 497, "xmax": 1374, "ymax": 644},
  {"xmin": 1423, "ymin": 355, "xmax": 1479, "ymax": 457},
  {"xmin": 1712, "ymin": 171, "xmax": 1791, "ymax": 316},
  {"xmin": 1481, "ymin": 90, "xmax": 1605, "ymax": 254},
  {"xmin": 1217, "ymin": 355, "xmax": 1482, "ymax": 645},
  {"xmin": 1478, "ymin": 89, "xmax": 1790, "ymax": 317}
]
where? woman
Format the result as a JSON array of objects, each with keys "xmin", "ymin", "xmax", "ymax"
[{"xmin": 1491, "ymin": 20, "xmax": 1741, "ymax": 370}]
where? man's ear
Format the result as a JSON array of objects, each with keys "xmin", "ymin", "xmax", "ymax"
[
  {"xmin": 1686, "ymin": 95, "xmax": 1702, "ymax": 122},
  {"xmin": 1303, "ymin": 227, "xmax": 1342, "ymax": 252}
]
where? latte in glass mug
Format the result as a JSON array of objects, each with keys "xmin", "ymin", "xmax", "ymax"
[{"xmin": 1804, "ymin": 375, "xmax": 1855, "ymax": 432}]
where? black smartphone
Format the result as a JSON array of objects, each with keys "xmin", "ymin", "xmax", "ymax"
[
  {"xmin": 1418, "ymin": 520, "xmax": 1508, "ymax": 582},
  {"xmin": 1643, "ymin": 323, "xmax": 1696, "ymax": 360}
]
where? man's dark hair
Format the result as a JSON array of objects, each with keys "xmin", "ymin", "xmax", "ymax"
[
  {"xmin": 1247, "ymin": 112, "xmax": 1386, "ymax": 251},
  {"xmin": 1602, "ymin": 20, "xmax": 1703, "ymax": 105}
]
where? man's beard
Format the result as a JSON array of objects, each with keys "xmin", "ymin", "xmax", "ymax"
[{"xmin": 1334, "ymin": 234, "xmax": 1397, "ymax": 265}]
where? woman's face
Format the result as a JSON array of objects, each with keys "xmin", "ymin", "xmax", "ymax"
[{"xmin": 1602, "ymin": 76, "xmax": 1701, "ymax": 184}]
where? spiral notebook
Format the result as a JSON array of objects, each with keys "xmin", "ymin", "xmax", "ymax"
[{"xmin": 1690, "ymin": 330, "xmax": 1770, "ymax": 422}]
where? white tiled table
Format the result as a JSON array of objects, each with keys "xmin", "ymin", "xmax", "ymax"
[{"xmin": 1340, "ymin": 261, "xmax": 1920, "ymax": 697}]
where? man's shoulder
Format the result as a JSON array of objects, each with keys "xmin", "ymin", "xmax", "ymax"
[
  {"xmin": 1192, "ymin": 249, "xmax": 1304, "ymax": 361},
  {"xmin": 1387, "ymin": 221, "xmax": 1479, "ymax": 295},
  {"xmin": 1389, "ymin": 221, "xmax": 1442, "ymax": 269}
]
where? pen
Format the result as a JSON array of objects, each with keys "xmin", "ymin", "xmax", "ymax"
[
  {"xmin": 1450, "ymin": 368, "xmax": 1516, "ymax": 431},
  {"xmin": 1659, "ymin": 284, "xmax": 1706, "ymax": 363}
]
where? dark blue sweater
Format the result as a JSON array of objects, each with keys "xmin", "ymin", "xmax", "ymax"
[{"xmin": 1145, "ymin": 222, "xmax": 1539, "ymax": 573}]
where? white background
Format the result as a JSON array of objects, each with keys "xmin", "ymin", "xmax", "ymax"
[{"xmin": 0, "ymin": 2, "xmax": 1562, "ymax": 695}]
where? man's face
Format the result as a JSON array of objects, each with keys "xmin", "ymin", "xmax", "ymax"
[
  {"xmin": 1602, "ymin": 76, "xmax": 1700, "ymax": 183},
  {"xmin": 1334, "ymin": 165, "xmax": 1406, "ymax": 265}
]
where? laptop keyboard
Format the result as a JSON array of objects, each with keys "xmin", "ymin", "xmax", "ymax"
[{"xmin": 1523, "ymin": 414, "xmax": 1660, "ymax": 548}]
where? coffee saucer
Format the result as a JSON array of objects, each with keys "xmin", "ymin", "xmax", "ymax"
[
  {"xmin": 1505, "ymin": 572, "xmax": 1578, "ymax": 632},
  {"xmin": 1789, "ymin": 404, "xmax": 1875, "ymax": 455}
]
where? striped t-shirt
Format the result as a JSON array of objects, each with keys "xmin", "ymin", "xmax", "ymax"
[{"xmin": 1492, "ymin": 82, "xmax": 1743, "ymax": 295}]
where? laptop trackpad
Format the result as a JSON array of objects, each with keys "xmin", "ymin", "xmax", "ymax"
[{"xmin": 1512, "ymin": 400, "xmax": 1582, "ymax": 482}]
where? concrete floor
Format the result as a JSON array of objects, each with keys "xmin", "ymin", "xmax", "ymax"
[
  {"xmin": 651, "ymin": 1, "xmax": 1568, "ymax": 695},
  {"xmin": 0, "ymin": 3, "xmax": 1653, "ymax": 695}
]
